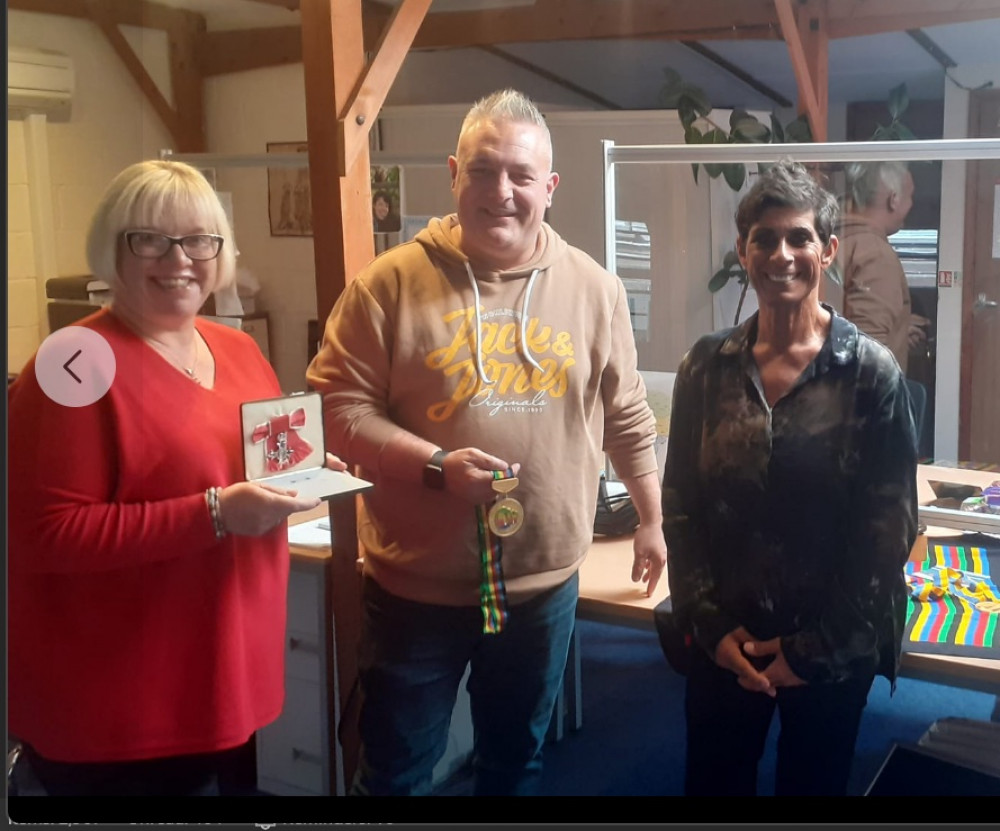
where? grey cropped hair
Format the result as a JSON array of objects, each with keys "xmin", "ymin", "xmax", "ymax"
[
  {"xmin": 458, "ymin": 89, "xmax": 552, "ymax": 163},
  {"xmin": 844, "ymin": 160, "xmax": 910, "ymax": 209},
  {"xmin": 735, "ymin": 158, "xmax": 840, "ymax": 245}
]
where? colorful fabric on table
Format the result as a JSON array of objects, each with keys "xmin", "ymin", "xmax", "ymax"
[{"xmin": 903, "ymin": 537, "xmax": 1000, "ymax": 659}]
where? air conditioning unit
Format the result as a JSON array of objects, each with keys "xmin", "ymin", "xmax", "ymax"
[{"xmin": 7, "ymin": 46, "xmax": 74, "ymax": 122}]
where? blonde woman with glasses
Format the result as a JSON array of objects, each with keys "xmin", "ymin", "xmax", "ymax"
[{"xmin": 8, "ymin": 160, "xmax": 343, "ymax": 796}]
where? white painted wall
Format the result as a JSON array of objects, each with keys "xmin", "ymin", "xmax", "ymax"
[
  {"xmin": 202, "ymin": 78, "xmax": 718, "ymax": 386},
  {"xmin": 203, "ymin": 63, "xmax": 314, "ymax": 391},
  {"xmin": 936, "ymin": 64, "xmax": 1000, "ymax": 462},
  {"xmin": 7, "ymin": 10, "xmax": 172, "ymax": 373},
  {"xmin": 8, "ymin": 119, "xmax": 41, "ymax": 373}
]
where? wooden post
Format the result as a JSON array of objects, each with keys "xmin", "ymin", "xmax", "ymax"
[
  {"xmin": 774, "ymin": 0, "xmax": 828, "ymax": 142},
  {"xmin": 299, "ymin": 0, "xmax": 371, "ymax": 793},
  {"xmin": 299, "ymin": 0, "xmax": 432, "ymax": 792}
]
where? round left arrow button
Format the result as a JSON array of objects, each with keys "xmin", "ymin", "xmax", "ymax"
[{"xmin": 35, "ymin": 327, "xmax": 116, "ymax": 407}]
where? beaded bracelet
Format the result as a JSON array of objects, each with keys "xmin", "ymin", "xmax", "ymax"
[{"xmin": 205, "ymin": 486, "xmax": 227, "ymax": 540}]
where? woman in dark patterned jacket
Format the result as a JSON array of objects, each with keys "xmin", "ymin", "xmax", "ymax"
[{"xmin": 662, "ymin": 159, "xmax": 918, "ymax": 796}]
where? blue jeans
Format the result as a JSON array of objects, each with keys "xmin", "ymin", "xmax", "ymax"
[{"xmin": 352, "ymin": 572, "xmax": 579, "ymax": 796}]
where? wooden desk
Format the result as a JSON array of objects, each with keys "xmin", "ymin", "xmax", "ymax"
[
  {"xmin": 577, "ymin": 534, "xmax": 668, "ymax": 628},
  {"xmin": 575, "ymin": 463, "xmax": 1000, "ymax": 695},
  {"xmin": 579, "ymin": 532, "xmax": 1000, "ymax": 695},
  {"xmin": 916, "ymin": 463, "xmax": 998, "ymax": 508},
  {"xmin": 285, "ymin": 466, "xmax": 999, "ymax": 758},
  {"xmin": 909, "ymin": 465, "xmax": 1000, "ymax": 694}
]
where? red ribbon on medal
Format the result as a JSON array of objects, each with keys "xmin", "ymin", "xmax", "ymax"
[{"xmin": 251, "ymin": 408, "xmax": 313, "ymax": 471}]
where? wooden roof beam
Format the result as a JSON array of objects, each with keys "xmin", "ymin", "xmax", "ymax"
[
  {"xmin": 198, "ymin": 26, "xmax": 302, "ymax": 76},
  {"xmin": 364, "ymin": 0, "xmax": 783, "ymax": 49},
  {"xmin": 775, "ymin": 0, "xmax": 827, "ymax": 142},
  {"xmin": 198, "ymin": 0, "xmax": 1000, "ymax": 76},
  {"xmin": 245, "ymin": 0, "xmax": 299, "ymax": 9},
  {"xmin": 167, "ymin": 6, "xmax": 207, "ymax": 151},
  {"xmin": 340, "ymin": 0, "xmax": 433, "ymax": 176},
  {"xmin": 9, "ymin": 0, "xmax": 199, "ymax": 31},
  {"xmin": 12, "ymin": 0, "xmax": 208, "ymax": 151},
  {"xmin": 826, "ymin": 0, "xmax": 1000, "ymax": 39}
]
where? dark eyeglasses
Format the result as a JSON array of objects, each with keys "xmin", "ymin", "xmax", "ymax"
[{"xmin": 124, "ymin": 230, "xmax": 224, "ymax": 261}]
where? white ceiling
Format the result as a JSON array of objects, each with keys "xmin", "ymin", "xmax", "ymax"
[{"xmin": 157, "ymin": 0, "xmax": 1000, "ymax": 110}]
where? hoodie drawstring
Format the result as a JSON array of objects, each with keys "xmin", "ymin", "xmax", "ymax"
[{"xmin": 464, "ymin": 262, "xmax": 544, "ymax": 387}]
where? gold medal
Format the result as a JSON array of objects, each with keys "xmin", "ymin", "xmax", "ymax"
[
  {"xmin": 976, "ymin": 600, "xmax": 1000, "ymax": 614},
  {"xmin": 489, "ymin": 497, "xmax": 524, "ymax": 537},
  {"xmin": 488, "ymin": 475, "xmax": 524, "ymax": 537}
]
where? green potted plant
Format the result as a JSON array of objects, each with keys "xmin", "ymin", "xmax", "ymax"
[{"xmin": 660, "ymin": 69, "xmax": 911, "ymax": 325}]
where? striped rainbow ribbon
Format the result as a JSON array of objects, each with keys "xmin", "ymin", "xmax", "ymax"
[
  {"xmin": 905, "ymin": 544, "xmax": 999, "ymax": 648},
  {"xmin": 475, "ymin": 469, "xmax": 511, "ymax": 634}
]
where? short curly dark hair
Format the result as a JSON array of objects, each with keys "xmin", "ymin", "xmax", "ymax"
[{"xmin": 735, "ymin": 159, "xmax": 839, "ymax": 244}]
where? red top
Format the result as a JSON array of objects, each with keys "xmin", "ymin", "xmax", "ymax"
[{"xmin": 8, "ymin": 310, "xmax": 286, "ymax": 762}]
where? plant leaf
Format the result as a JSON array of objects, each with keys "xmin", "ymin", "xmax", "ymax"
[
  {"xmin": 703, "ymin": 129, "xmax": 729, "ymax": 179},
  {"xmin": 888, "ymin": 83, "xmax": 910, "ymax": 120},
  {"xmin": 723, "ymin": 163, "xmax": 746, "ymax": 190},
  {"xmin": 708, "ymin": 267, "xmax": 734, "ymax": 292},
  {"xmin": 732, "ymin": 116, "xmax": 770, "ymax": 143},
  {"xmin": 677, "ymin": 98, "xmax": 698, "ymax": 130},
  {"xmin": 770, "ymin": 113, "xmax": 785, "ymax": 144},
  {"xmin": 729, "ymin": 109, "xmax": 753, "ymax": 129},
  {"xmin": 662, "ymin": 67, "xmax": 683, "ymax": 88},
  {"xmin": 784, "ymin": 115, "xmax": 813, "ymax": 143},
  {"xmin": 658, "ymin": 67, "xmax": 685, "ymax": 108},
  {"xmin": 682, "ymin": 86, "xmax": 713, "ymax": 119},
  {"xmin": 825, "ymin": 261, "xmax": 843, "ymax": 287}
]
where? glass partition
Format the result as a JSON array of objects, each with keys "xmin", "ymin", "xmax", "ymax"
[{"xmin": 602, "ymin": 138, "xmax": 1000, "ymax": 467}]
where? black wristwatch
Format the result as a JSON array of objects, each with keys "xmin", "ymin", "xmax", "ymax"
[{"xmin": 422, "ymin": 449, "xmax": 449, "ymax": 490}]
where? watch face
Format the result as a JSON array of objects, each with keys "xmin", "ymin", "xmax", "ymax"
[{"xmin": 423, "ymin": 452, "xmax": 447, "ymax": 490}]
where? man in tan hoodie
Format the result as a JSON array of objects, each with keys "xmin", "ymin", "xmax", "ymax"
[
  {"xmin": 836, "ymin": 160, "xmax": 929, "ymax": 374},
  {"xmin": 308, "ymin": 88, "xmax": 665, "ymax": 797}
]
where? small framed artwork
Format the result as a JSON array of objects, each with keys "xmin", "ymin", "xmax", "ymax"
[
  {"xmin": 402, "ymin": 215, "xmax": 431, "ymax": 243},
  {"xmin": 371, "ymin": 164, "xmax": 403, "ymax": 234},
  {"xmin": 267, "ymin": 141, "xmax": 311, "ymax": 237}
]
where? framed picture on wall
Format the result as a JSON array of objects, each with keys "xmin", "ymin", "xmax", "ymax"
[
  {"xmin": 402, "ymin": 215, "xmax": 431, "ymax": 243},
  {"xmin": 371, "ymin": 164, "xmax": 403, "ymax": 234},
  {"xmin": 267, "ymin": 141, "xmax": 311, "ymax": 237}
]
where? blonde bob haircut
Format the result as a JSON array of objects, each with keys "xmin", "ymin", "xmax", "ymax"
[{"xmin": 86, "ymin": 159, "xmax": 237, "ymax": 292}]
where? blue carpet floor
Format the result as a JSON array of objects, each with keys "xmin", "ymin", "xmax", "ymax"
[{"xmin": 436, "ymin": 618, "xmax": 998, "ymax": 807}]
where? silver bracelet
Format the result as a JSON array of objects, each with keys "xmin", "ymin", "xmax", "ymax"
[{"xmin": 205, "ymin": 486, "xmax": 227, "ymax": 540}]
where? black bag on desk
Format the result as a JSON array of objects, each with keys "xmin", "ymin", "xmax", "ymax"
[
  {"xmin": 593, "ymin": 474, "xmax": 639, "ymax": 537},
  {"xmin": 653, "ymin": 596, "xmax": 693, "ymax": 676}
]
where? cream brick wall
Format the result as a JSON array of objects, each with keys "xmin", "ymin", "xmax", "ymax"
[
  {"xmin": 7, "ymin": 120, "xmax": 38, "ymax": 374},
  {"xmin": 8, "ymin": 10, "xmax": 172, "ymax": 376}
]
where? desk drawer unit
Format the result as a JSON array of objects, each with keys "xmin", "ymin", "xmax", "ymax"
[
  {"xmin": 257, "ymin": 555, "xmax": 332, "ymax": 796},
  {"xmin": 256, "ymin": 677, "xmax": 328, "ymax": 795}
]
